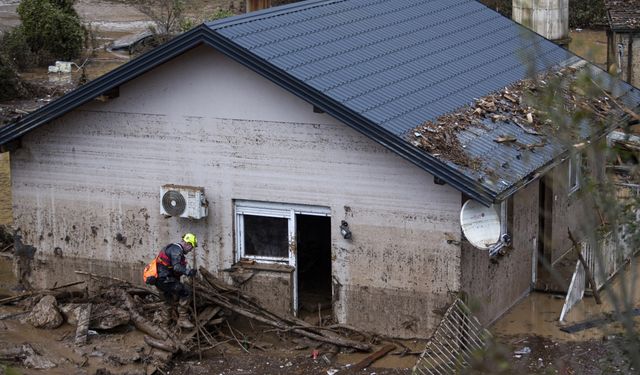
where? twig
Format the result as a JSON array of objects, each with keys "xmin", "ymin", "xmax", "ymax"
[
  {"xmin": 74, "ymin": 271, "xmax": 130, "ymax": 284},
  {"xmin": 192, "ymin": 252, "xmax": 202, "ymax": 361},
  {"xmin": 225, "ymin": 320, "xmax": 249, "ymax": 353},
  {"xmin": 50, "ymin": 280, "xmax": 85, "ymax": 290},
  {"xmin": 590, "ymin": 78, "xmax": 640, "ymax": 122}
]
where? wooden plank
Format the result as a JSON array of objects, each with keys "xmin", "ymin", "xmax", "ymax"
[{"xmin": 561, "ymin": 308, "xmax": 640, "ymax": 333}]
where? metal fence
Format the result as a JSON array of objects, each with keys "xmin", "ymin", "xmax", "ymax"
[
  {"xmin": 413, "ymin": 299, "xmax": 491, "ymax": 375},
  {"xmin": 560, "ymin": 230, "xmax": 635, "ymax": 321}
]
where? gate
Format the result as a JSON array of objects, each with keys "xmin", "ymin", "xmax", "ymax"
[{"xmin": 413, "ymin": 299, "xmax": 491, "ymax": 374}]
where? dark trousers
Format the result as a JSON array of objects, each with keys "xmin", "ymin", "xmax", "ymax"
[{"xmin": 155, "ymin": 278, "xmax": 191, "ymax": 303}]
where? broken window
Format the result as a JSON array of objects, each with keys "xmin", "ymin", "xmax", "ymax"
[
  {"xmin": 568, "ymin": 153, "xmax": 582, "ymax": 194},
  {"xmin": 234, "ymin": 201, "xmax": 330, "ymax": 265}
]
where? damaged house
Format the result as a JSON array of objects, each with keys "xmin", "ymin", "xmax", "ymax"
[{"xmin": 1, "ymin": 0, "xmax": 639, "ymax": 338}]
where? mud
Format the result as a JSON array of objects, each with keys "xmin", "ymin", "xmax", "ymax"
[
  {"xmin": 494, "ymin": 256, "xmax": 640, "ymax": 342},
  {"xmin": 0, "ymin": 153, "xmax": 9, "ymax": 226}
]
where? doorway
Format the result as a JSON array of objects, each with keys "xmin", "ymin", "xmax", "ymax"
[{"xmin": 296, "ymin": 214, "xmax": 332, "ymax": 317}]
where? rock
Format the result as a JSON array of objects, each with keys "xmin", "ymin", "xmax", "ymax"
[
  {"xmin": 25, "ymin": 295, "xmax": 63, "ymax": 329},
  {"xmin": 61, "ymin": 303, "xmax": 130, "ymax": 330},
  {"xmin": 0, "ymin": 344, "xmax": 56, "ymax": 369}
]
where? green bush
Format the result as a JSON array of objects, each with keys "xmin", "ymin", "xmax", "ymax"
[
  {"xmin": 0, "ymin": 59, "xmax": 22, "ymax": 101},
  {"xmin": 17, "ymin": 0, "xmax": 84, "ymax": 63},
  {"xmin": 0, "ymin": 27, "xmax": 36, "ymax": 70},
  {"xmin": 569, "ymin": 0, "xmax": 607, "ymax": 28}
]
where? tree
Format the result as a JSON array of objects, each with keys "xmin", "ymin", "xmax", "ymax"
[{"xmin": 17, "ymin": 0, "xmax": 84, "ymax": 63}]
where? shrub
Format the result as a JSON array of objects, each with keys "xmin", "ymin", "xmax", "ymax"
[
  {"xmin": 569, "ymin": 0, "xmax": 607, "ymax": 28},
  {"xmin": 0, "ymin": 27, "xmax": 36, "ymax": 70},
  {"xmin": 0, "ymin": 59, "xmax": 24, "ymax": 101},
  {"xmin": 17, "ymin": 0, "xmax": 84, "ymax": 63}
]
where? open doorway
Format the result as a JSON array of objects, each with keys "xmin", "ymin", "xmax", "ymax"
[{"xmin": 296, "ymin": 214, "xmax": 332, "ymax": 318}]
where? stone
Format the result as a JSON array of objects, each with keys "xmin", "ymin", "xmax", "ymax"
[
  {"xmin": 60, "ymin": 303, "xmax": 130, "ymax": 330},
  {"xmin": 25, "ymin": 295, "xmax": 63, "ymax": 329}
]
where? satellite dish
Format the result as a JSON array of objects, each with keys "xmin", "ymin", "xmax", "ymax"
[
  {"xmin": 161, "ymin": 190, "xmax": 186, "ymax": 216},
  {"xmin": 460, "ymin": 200, "xmax": 501, "ymax": 250}
]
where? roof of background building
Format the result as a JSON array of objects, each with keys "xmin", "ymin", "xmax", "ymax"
[
  {"xmin": 1, "ymin": 0, "xmax": 638, "ymax": 205},
  {"xmin": 606, "ymin": 0, "xmax": 640, "ymax": 31}
]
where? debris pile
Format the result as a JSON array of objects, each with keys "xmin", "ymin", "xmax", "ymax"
[
  {"xmin": 0, "ymin": 267, "xmax": 377, "ymax": 374},
  {"xmin": 410, "ymin": 67, "xmax": 627, "ymax": 171}
]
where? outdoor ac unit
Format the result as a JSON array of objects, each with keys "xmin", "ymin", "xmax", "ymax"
[{"xmin": 160, "ymin": 185, "xmax": 208, "ymax": 219}]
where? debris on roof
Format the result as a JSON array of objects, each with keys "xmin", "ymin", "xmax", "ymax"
[
  {"xmin": 605, "ymin": 0, "xmax": 640, "ymax": 31},
  {"xmin": 409, "ymin": 66, "xmax": 629, "ymax": 176}
]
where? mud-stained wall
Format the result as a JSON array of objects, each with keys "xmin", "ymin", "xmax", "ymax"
[
  {"xmin": 10, "ymin": 45, "xmax": 462, "ymax": 338},
  {"xmin": 543, "ymin": 160, "xmax": 598, "ymax": 264},
  {"xmin": 239, "ymin": 269, "xmax": 293, "ymax": 316},
  {"xmin": 460, "ymin": 182, "xmax": 539, "ymax": 325}
]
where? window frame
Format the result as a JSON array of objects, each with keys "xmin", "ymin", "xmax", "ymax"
[
  {"xmin": 568, "ymin": 153, "xmax": 582, "ymax": 195},
  {"xmin": 234, "ymin": 200, "xmax": 330, "ymax": 266}
]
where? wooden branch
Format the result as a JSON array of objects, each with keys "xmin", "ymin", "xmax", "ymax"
[
  {"xmin": 225, "ymin": 320, "xmax": 250, "ymax": 353},
  {"xmin": 74, "ymin": 271, "xmax": 130, "ymax": 284},
  {"xmin": 198, "ymin": 288, "xmax": 371, "ymax": 351},
  {"xmin": 144, "ymin": 335, "xmax": 177, "ymax": 353},
  {"xmin": 117, "ymin": 290, "xmax": 187, "ymax": 352},
  {"xmin": 568, "ymin": 229, "xmax": 602, "ymax": 304},
  {"xmin": 590, "ymin": 78, "xmax": 640, "ymax": 122},
  {"xmin": 344, "ymin": 344, "xmax": 395, "ymax": 373}
]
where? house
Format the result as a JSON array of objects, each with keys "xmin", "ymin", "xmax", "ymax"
[
  {"xmin": 606, "ymin": 0, "xmax": 640, "ymax": 87},
  {"xmin": 0, "ymin": 0, "xmax": 638, "ymax": 338}
]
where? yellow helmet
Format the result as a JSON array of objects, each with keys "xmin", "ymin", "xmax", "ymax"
[{"xmin": 182, "ymin": 233, "xmax": 197, "ymax": 248}]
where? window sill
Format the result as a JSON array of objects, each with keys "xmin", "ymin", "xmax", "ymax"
[{"xmin": 228, "ymin": 260, "xmax": 294, "ymax": 273}]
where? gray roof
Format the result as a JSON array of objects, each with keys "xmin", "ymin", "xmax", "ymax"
[
  {"xmin": 210, "ymin": 0, "xmax": 572, "ymax": 136},
  {"xmin": 1, "ymin": 0, "xmax": 638, "ymax": 205}
]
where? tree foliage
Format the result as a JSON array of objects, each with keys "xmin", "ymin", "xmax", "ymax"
[{"xmin": 17, "ymin": 0, "xmax": 84, "ymax": 63}]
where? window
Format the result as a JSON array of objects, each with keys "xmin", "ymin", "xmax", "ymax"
[
  {"xmin": 235, "ymin": 200, "xmax": 330, "ymax": 265},
  {"xmin": 568, "ymin": 153, "xmax": 582, "ymax": 195}
]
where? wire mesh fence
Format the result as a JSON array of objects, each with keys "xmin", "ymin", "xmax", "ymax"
[{"xmin": 413, "ymin": 298, "xmax": 491, "ymax": 375}]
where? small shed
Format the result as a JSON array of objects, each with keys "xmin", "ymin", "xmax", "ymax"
[{"xmin": 606, "ymin": 0, "xmax": 640, "ymax": 87}]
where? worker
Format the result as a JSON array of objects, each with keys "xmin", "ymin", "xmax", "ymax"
[{"xmin": 155, "ymin": 233, "xmax": 198, "ymax": 329}]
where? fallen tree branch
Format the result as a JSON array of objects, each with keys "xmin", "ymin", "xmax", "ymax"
[
  {"xmin": 75, "ymin": 271, "xmax": 130, "ymax": 284},
  {"xmin": 196, "ymin": 283, "xmax": 371, "ymax": 351}
]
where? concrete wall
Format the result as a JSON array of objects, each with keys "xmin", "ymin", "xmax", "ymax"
[
  {"xmin": 10, "ymin": 45, "xmax": 462, "ymax": 338},
  {"xmin": 512, "ymin": 0, "xmax": 569, "ymax": 42},
  {"xmin": 460, "ymin": 182, "xmax": 538, "ymax": 325}
]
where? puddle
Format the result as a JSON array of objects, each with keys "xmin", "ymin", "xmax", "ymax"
[{"xmin": 493, "ymin": 256, "xmax": 640, "ymax": 341}]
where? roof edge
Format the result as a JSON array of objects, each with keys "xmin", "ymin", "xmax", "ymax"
[{"xmin": 0, "ymin": 24, "xmax": 214, "ymax": 145}]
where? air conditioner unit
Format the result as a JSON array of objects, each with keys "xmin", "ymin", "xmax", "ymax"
[{"xmin": 160, "ymin": 185, "xmax": 208, "ymax": 219}]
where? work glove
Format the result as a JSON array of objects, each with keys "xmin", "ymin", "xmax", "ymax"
[{"xmin": 186, "ymin": 269, "xmax": 197, "ymax": 277}]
